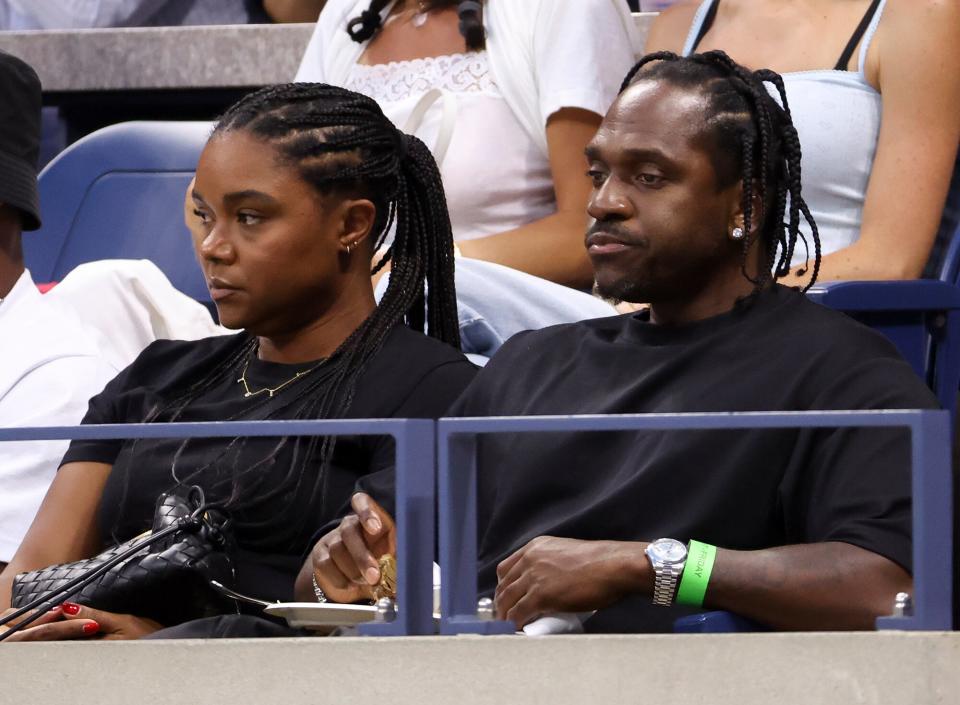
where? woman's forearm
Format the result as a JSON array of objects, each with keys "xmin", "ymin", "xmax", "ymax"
[
  {"xmin": 786, "ymin": 238, "xmax": 929, "ymax": 285},
  {"xmin": 457, "ymin": 209, "xmax": 594, "ymax": 289},
  {"xmin": 263, "ymin": 0, "xmax": 327, "ymax": 23}
]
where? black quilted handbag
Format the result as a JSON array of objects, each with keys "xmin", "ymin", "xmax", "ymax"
[{"xmin": 1, "ymin": 486, "xmax": 236, "ymax": 639}]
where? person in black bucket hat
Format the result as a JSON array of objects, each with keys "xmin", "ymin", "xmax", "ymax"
[
  {"xmin": 0, "ymin": 51, "xmax": 115, "ymax": 578},
  {"xmin": 0, "ymin": 49, "xmax": 42, "ymax": 237}
]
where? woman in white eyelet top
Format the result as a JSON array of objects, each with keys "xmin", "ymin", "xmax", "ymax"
[
  {"xmin": 295, "ymin": 0, "xmax": 641, "ymax": 290},
  {"xmin": 342, "ymin": 52, "xmax": 556, "ymax": 244},
  {"xmin": 646, "ymin": 0, "xmax": 960, "ymax": 282}
]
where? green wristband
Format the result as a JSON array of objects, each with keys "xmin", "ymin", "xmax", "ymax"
[{"xmin": 675, "ymin": 540, "xmax": 717, "ymax": 607}]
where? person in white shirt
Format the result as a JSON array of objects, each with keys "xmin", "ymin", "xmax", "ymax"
[
  {"xmin": 0, "ymin": 51, "xmax": 116, "ymax": 568},
  {"xmin": 285, "ymin": 0, "xmax": 638, "ymax": 358},
  {"xmin": 295, "ymin": 0, "xmax": 641, "ymax": 290}
]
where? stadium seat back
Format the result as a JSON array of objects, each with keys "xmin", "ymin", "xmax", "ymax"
[{"xmin": 24, "ymin": 121, "xmax": 211, "ymax": 302}]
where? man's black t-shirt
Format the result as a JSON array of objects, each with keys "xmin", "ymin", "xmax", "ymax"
[
  {"xmin": 443, "ymin": 285, "xmax": 938, "ymax": 631},
  {"xmin": 63, "ymin": 325, "xmax": 476, "ymax": 601}
]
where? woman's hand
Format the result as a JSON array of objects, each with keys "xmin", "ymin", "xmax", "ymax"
[
  {"xmin": 307, "ymin": 493, "xmax": 396, "ymax": 604},
  {"xmin": 1, "ymin": 602, "xmax": 162, "ymax": 642},
  {"xmin": 1, "ymin": 605, "xmax": 69, "ymax": 639}
]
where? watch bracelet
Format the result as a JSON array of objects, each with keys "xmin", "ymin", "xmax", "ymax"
[{"xmin": 652, "ymin": 564, "xmax": 683, "ymax": 606}]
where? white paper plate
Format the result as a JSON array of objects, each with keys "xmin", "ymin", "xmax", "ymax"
[{"xmin": 264, "ymin": 602, "xmax": 378, "ymax": 628}]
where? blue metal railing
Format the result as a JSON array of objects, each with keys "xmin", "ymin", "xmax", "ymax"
[
  {"xmin": 437, "ymin": 410, "xmax": 954, "ymax": 634},
  {"xmin": 4, "ymin": 409, "xmax": 952, "ymax": 635},
  {"xmin": 0, "ymin": 419, "xmax": 435, "ymax": 637}
]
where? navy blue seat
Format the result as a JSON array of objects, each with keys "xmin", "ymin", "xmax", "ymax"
[
  {"xmin": 806, "ymin": 223, "xmax": 960, "ymax": 424},
  {"xmin": 24, "ymin": 121, "xmax": 211, "ymax": 303}
]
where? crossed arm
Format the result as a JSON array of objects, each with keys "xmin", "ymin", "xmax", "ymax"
[{"xmin": 301, "ymin": 493, "xmax": 911, "ymax": 631}]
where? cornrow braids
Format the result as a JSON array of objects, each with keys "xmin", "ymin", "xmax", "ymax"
[
  {"xmin": 348, "ymin": 0, "xmax": 485, "ymax": 51},
  {"xmin": 119, "ymin": 83, "xmax": 460, "ymax": 550},
  {"xmin": 620, "ymin": 50, "xmax": 821, "ymax": 293}
]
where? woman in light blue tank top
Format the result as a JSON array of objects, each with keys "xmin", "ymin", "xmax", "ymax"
[{"xmin": 645, "ymin": 0, "xmax": 960, "ymax": 281}]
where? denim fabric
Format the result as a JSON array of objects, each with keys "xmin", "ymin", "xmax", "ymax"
[{"xmin": 376, "ymin": 258, "xmax": 617, "ymax": 365}]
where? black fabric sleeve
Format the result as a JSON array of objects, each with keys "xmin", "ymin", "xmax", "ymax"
[
  {"xmin": 305, "ymin": 358, "xmax": 478, "ymax": 553},
  {"xmin": 356, "ymin": 359, "xmax": 478, "ymax": 515},
  {"xmin": 443, "ymin": 330, "xmax": 537, "ymax": 419},
  {"xmin": 779, "ymin": 355, "xmax": 940, "ymax": 574},
  {"xmin": 58, "ymin": 363, "xmax": 137, "ymax": 467}
]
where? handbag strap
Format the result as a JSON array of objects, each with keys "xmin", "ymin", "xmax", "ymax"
[
  {"xmin": 402, "ymin": 88, "xmax": 458, "ymax": 169},
  {"xmin": 0, "ymin": 512, "xmax": 206, "ymax": 641}
]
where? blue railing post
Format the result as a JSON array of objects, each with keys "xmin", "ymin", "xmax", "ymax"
[
  {"xmin": 878, "ymin": 410, "xmax": 953, "ymax": 630},
  {"xmin": 438, "ymin": 432, "xmax": 514, "ymax": 634},
  {"xmin": 359, "ymin": 419, "xmax": 436, "ymax": 637}
]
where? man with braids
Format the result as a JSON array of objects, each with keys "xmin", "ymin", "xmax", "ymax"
[
  {"xmin": 311, "ymin": 52, "xmax": 939, "ymax": 633},
  {"xmin": 0, "ymin": 83, "xmax": 476, "ymax": 641}
]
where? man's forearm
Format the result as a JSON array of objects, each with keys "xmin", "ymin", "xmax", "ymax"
[{"xmin": 702, "ymin": 541, "xmax": 911, "ymax": 630}]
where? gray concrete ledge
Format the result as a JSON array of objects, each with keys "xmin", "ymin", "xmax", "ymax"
[
  {"xmin": 0, "ymin": 15, "xmax": 655, "ymax": 93},
  {"xmin": 1, "ymin": 632, "xmax": 957, "ymax": 705},
  {"xmin": 0, "ymin": 24, "xmax": 315, "ymax": 92}
]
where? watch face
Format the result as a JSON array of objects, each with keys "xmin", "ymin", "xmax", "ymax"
[{"xmin": 649, "ymin": 538, "xmax": 687, "ymax": 564}]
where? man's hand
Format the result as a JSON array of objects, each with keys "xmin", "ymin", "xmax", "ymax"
[
  {"xmin": 494, "ymin": 537, "xmax": 650, "ymax": 628},
  {"xmin": 309, "ymin": 493, "xmax": 396, "ymax": 604},
  {"xmin": 1, "ymin": 602, "xmax": 161, "ymax": 642}
]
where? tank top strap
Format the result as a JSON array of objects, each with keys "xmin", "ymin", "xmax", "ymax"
[
  {"xmin": 856, "ymin": 0, "xmax": 887, "ymax": 75},
  {"xmin": 681, "ymin": 0, "xmax": 719, "ymax": 56},
  {"xmin": 834, "ymin": 0, "xmax": 886, "ymax": 73}
]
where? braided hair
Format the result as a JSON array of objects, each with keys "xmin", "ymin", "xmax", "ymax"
[
  {"xmin": 117, "ymin": 83, "xmax": 460, "ymax": 549},
  {"xmin": 620, "ymin": 50, "xmax": 821, "ymax": 292},
  {"xmin": 348, "ymin": 0, "xmax": 485, "ymax": 50}
]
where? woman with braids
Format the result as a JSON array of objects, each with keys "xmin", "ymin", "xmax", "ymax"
[
  {"xmin": 0, "ymin": 83, "xmax": 476, "ymax": 640},
  {"xmin": 293, "ymin": 0, "xmax": 639, "ymax": 290},
  {"xmin": 314, "ymin": 52, "xmax": 937, "ymax": 633},
  {"xmin": 646, "ymin": 0, "xmax": 960, "ymax": 281}
]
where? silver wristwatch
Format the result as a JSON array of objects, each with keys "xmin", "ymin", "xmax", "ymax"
[{"xmin": 644, "ymin": 538, "xmax": 688, "ymax": 606}]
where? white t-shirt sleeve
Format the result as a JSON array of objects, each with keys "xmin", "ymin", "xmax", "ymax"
[
  {"xmin": 533, "ymin": 0, "xmax": 638, "ymax": 122},
  {"xmin": 0, "ymin": 356, "xmax": 114, "ymax": 562},
  {"xmin": 294, "ymin": 0, "xmax": 362, "ymax": 81},
  {"xmin": 295, "ymin": 17, "xmax": 328, "ymax": 82}
]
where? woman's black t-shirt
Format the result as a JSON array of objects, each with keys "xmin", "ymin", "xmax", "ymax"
[{"xmin": 62, "ymin": 325, "xmax": 476, "ymax": 601}]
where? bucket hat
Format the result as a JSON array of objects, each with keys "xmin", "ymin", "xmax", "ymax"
[{"xmin": 0, "ymin": 50, "xmax": 41, "ymax": 231}]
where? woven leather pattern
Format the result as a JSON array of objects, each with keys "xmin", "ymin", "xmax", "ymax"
[{"xmin": 12, "ymin": 488, "xmax": 236, "ymax": 627}]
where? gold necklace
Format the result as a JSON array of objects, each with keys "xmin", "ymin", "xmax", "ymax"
[{"xmin": 236, "ymin": 351, "xmax": 326, "ymax": 399}]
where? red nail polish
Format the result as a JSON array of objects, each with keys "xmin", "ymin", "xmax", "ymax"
[
  {"xmin": 61, "ymin": 602, "xmax": 81, "ymax": 616},
  {"xmin": 82, "ymin": 622, "xmax": 100, "ymax": 635}
]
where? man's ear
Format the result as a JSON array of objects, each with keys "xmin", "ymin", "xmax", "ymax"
[
  {"xmin": 338, "ymin": 198, "xmax": 378, "ymax": 252},
  {"xmin": 727, "ymin": 180, "xmax": 765, "ymax": 239}
]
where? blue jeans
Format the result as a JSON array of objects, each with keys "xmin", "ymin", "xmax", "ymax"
[{"xmin": 376, "ymin": 258, "xmax": 617, "ymax": 365}]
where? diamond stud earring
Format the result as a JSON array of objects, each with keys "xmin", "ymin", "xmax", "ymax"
[{"xmin": 731, "ymin": 227, "xmax": 745, "ymax": 241}]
